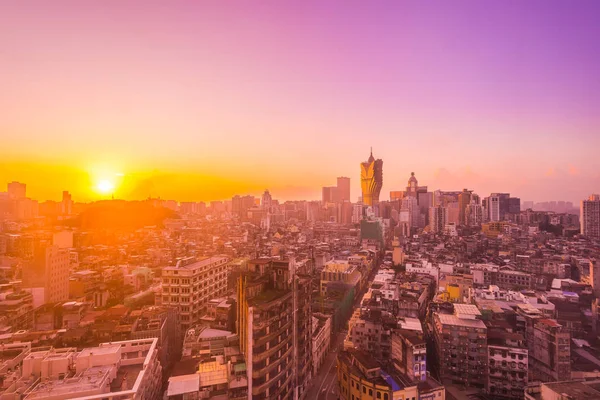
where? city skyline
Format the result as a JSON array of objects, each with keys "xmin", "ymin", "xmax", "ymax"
[{"xmin": 2, "ymin": 1, "xmax": 600, "ymax": 203}]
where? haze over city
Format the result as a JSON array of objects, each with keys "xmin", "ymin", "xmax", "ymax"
[{"xmin": 2, "ymin": 1, "xmax": 599, "ymax": 203}]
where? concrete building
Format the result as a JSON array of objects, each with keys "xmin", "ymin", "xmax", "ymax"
[
  {"xmin": 489, "ymin": 195, "xmax": 501, "ymax": 222},
  {"xmin": 581, "ymin": 194, "xmax": 600, "ymax": 239},
  {"xmin": 337, "ymin": 349, "xmax": 445, "ymax": 400},
  {"xmin": 320, "ymin": 260, "xmax": 361, "ymax": 296},
  {"xmin": 528, "ymin": 319, "xmax": 571, "ymax": 383},
  {"xmin": 458, "ymin": 189, "xmax": 472, "ymax": 226},
  {"xmin": 23, "ymin": 244, "xmax": 70, "ymax": 305},
  {"xmin": 429, "ymin": 206, "xmax": 446, "ymax": 233},
  {"xmin": 0, "ymin": 338, "xmax": 162, "ymax": 400},
  {"xmin": 487, "ymin": 332, "xmax": 528, "ymax": 398},
  {"xmin": 432, "ymin": 305, "xmax": 488, "ymax": 389},
  {"xmin": 237, "ymin": 258, "xmax": 313, "ymax": 399},
  {"xmin": 391, "ymin": 329, "xmax": 427, "ymax": 383},
  {"xmin": 7, "ymin": 181, "xmax": 26, "ymax": 200},
  {"xmin": 312, "ymin": 313, "xmax": 332, "ymax": 376},
  {"xmin": 159, "ymin": 256, "xmax": 229, "ymax": 333},
  {"xmin": 337, "ymin": 177, "xmax": 351, "ymax": 203},
  {"xmin": 322, "ymin": 186, "xmax": 338, "ymax": 204}
]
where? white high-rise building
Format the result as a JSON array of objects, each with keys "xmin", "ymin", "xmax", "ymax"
[
  {"xmin": 488, "ymin": 196, "xmax": 500, "ymax": 222},
  {"xmin": 581, "ymin": 194, "xmax": 600, "ymax": 239}
]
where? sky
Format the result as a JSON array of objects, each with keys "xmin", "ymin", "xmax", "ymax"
[{"xmin": 1, "ymin": 1, "xmax": 599, "ymax": 203}]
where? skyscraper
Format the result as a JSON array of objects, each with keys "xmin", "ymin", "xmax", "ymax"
[
  {"xmin": 458, "ymin": 189, "xmax": 472, "ymax": 225},
  {"xmin": 360, "ymin": 149, "xmax": 383, "ymax": 206},
  {"xmin": 261, "ymin": 189, "xmax": 272, "ymax": 210},
  {"xmin": 581, "ymin": 194, "xmax": 600, "ymax": 239},
  {"xmin": 336, "ymin": 176, "xmax": 351, "ymax": 202},
  {"xmin": 7, "ymin": 181, "xmax": 26, "ymax": 200},
  {"xmin": 322, "ymin": 186, "xmax": 337, "ymax": 204}
]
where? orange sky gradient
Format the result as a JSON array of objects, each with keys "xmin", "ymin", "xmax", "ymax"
[{"xmin": 1, "ymin": 2, "xmax": 599, "ymax": 203}]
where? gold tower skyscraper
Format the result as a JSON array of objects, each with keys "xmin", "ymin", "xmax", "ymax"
[{"xmin": 360, "ymin": 148, "xmax": 383, "ymax": 206}]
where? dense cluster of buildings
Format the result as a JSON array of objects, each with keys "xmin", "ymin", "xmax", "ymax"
[{"xmin": 1, "ymin": 152, "xmax": 599, "ymax": 399}]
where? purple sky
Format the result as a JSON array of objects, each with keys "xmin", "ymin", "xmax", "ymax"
[{"xmin": 1, "ymin": 1, "xmax": 599, "ymax": 202}]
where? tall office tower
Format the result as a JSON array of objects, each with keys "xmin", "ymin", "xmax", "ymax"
[
  {"xmin": 7, "ymin": 181, "xmax": 26, "ymax": 200},
  {"xmin": 429, "ymin": 206, "xmax": 446, "ymax": 233},
  {"xmin": 336, "ymin": 176, "xmax": 351, "ymax": 203},
  {"xmin": 508, "ymin": 197, "xmax": 521, "ymax": 214},
  {"xmin": 490, "ymin": 192, "xmax": 511, "ymax": 220},
  {"xmin": 322, "ymin": 186, "xmax": 337, "ymax": 204},
  {"xmin": 159, "ymin": 256, "xmax": 229, "ymax": 333},
  {"xmin": 360, "ymin": 149, "xmax": 383, "ymax": 206},
  {"xmin": 23, "ymin": 244, "xmax": 70, "ymax": 305},
  {"xmin": 581, "ymin": 194, "xmax": 600, "ymax": 239},
  {"xmin": 488, "ymin": 195, "xmax": 500, "ymax": 222},
  {"xmin": 261, "ymin": 189, "xmax": 272, "ymax": 210},
  {"xmin": 237, "ymin": 258, "xmax": 313, "ymax": 400},
  {"xmin": 458, "ymin": 189, "xmax": 472, "ymax": 225},
  {"xmin": 61, "ymin": 191, "xmax": 73, "ymax": 215}
]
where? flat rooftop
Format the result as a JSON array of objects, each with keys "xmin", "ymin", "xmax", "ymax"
[
  {"xmin": 436, "ymin": 313, "xmax": 486, "ymax": 329},
  {"xmin": 164, "ymin": 256, "xmax": 227, "ymax": 271}
]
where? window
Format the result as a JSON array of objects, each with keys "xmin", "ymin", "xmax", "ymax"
[
  {"xmin": 377, "ymin": 392, "xmax": 381, "ymax": 399},
  {"xmin": 384, "ymin": 394, "xmax": 389, "ymax": 400}
]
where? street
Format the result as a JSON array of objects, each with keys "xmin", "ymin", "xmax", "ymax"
[
  {"xmin": 304, "ymin": 331, "xmax": 347, "ymax": 400},
  {"xmin": 305, "ymin": 255, "xmax": 381, "ymax": 400}
]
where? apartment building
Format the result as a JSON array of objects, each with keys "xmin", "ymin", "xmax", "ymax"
[
  {"xmin": 432, "ymin": 304, "xmax": 488, "ymax": 389},
  {"xmin": 159, "ymin": 256, "xmax": 229, "ymax": 333},
  {"xmin": 237, "ymin": 258, "xmax": 313, "ymax": 400},
  {"xmin": 0, "ymin": 338, "xmax": 162, "ymax": 400}
]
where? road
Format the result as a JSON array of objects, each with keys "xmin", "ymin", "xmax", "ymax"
[
  {"xmin": 304, "ymin": 331, "xmax": 347, "ymax": 400},
  {"xmin": 305, "ymin": 255, "xmax": 382, "ymax": 400}
]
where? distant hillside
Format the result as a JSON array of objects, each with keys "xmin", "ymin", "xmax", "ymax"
[{"xmin": 66, "ymin": 200, "xmax": 179, "ymax": 229}]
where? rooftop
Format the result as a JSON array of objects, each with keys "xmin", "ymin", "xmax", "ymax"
[
  {"xmin": 436, "ymin": 313, "xmax": 486, "ymax": 329},
  {"xmin": 167, "ymin": 374, "xmax": 200, "ymax": 396}
]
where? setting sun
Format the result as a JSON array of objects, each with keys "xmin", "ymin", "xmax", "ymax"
[{"xmin": 96, "ymin": 179, "xmax": 115, "ymax": 194}]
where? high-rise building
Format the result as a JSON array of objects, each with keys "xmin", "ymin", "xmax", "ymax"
[
  {"xmin": 508, "ymin": 197, "xmax": 521, "ymax": 214},
  {"xmin": 458, "ymin": 189, "xmax": 472, "ymax": 225},
  {"xmin": 581, "ymin": 194, "xmax": 600, "ymax": 239},
  {"xmin": 490, "ymin": 193, "xmax": 511, "ymax": 220},
  {"xmin": 232, "ymin": 195, "xmax": 255, "ymax": 219},
  {"xmin": 159, "ymin": 256, "xmax": 229, "ymax": 333},
  {"xmin": 7, "ymin": 181, "xmax": 26, "ymax": 200},
  {"xmin": 322, "ymin": 186, "xmax": 337, "ymax": 204},
  {"xmin": 488, "ymin": 195, "xmax": 500, "ymax": 222},
  {"xmin": 360, "ymin": 149, "xmax": 383, "ymax": 206},
  {"xmin": 337, "ymin": 176, "xmax": 351, "ymax": 203},
  {"xmin": 261, "ymin": 189, "xmax": 272, "ymax": 210},
  {"xmin": 61, "ymin": 191, "xmax": 73, "ymax": 215},
  {"xmin": 237, "ymin": 258, "xmax": 313, "ymax": 400},
  {"xmin": 429, "ymin": 206, "xmax": 446, "ymax": 233},
  {"xmin": 23, "ymin": 244, "xmax": 70, "ymax": 305}
]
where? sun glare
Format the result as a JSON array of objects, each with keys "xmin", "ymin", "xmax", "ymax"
[{"xmin": 96, "ymin": 179, "xmax": 115, "ymax": 194}]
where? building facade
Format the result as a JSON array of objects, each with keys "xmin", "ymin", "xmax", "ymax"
[
  {"xmin": 360, "ymin": 149, "xmax": 383, "ymax": 207},
  {"xmin": 581, "ymin": 194, "xmax": 600, "ymax": 239},
  {"xmin": 159, "ymin": 256, "xmax": 229, "ymax": 333}
]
